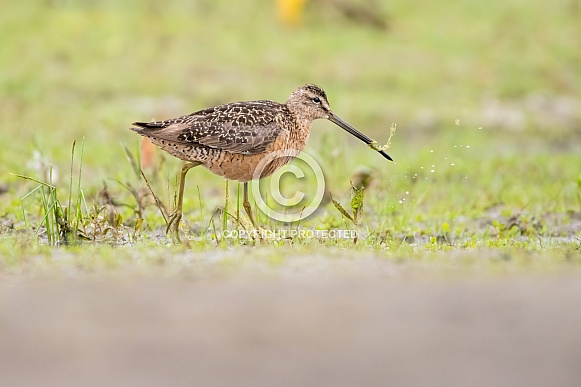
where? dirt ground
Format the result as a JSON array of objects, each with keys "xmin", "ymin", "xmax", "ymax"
[{"xmin": 2, "ymin": 273, "xmax": 581, "ymax": 387}]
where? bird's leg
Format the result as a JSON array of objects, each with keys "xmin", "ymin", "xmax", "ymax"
[
  {"xmin": 243, "ymin": 182, "xmax": 258, "ymax": 229},
  {"xmin": 166, "ymin": 162, "xmax": 200, "ymax": 241}
]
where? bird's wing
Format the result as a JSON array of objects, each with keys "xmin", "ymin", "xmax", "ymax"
[{"xmin": 131, "ymin": 101, "xmax": 286, "ymax": 155}]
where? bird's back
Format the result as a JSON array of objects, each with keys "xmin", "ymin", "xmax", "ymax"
[
  {"xmin": 130, "ymin": 99, "xmax": 309, "ymax": 181},
  {"xmin": 131, "ymin": 100, "xmax": 290, "ymax": 156}
]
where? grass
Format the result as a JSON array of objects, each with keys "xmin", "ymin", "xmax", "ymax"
[{"xmin": 0, "ymin": 0, "xmax": 580, "ymax": 277}]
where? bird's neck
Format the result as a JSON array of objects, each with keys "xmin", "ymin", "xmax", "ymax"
[
  {"xmin": 282, "ymin": 103, "xmax": 313, "ymax": 150},
  {"xmin": 285, "ymin": 98, "xmax": 302, "ymax": 115},
  {"xmin": 290, "ymin": 116, "xmax": 312, "ymax": 152}
]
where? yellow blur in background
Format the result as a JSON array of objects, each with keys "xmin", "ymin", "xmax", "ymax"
[{"xmin": 277, "ymin": 0, "xmax": 307, "ymax": 26}]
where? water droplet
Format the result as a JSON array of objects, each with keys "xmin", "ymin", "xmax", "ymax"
[
  {"xmin": 405, "ymin": 191, "xmax": 409, "ymax": 194},
  {"xmin": 466, "ymin": 145, "xmax": 470, "ymax": 149},
  {"xmin": 399, "ymin": 200, "xmax": 403, "ymax": 204},
  {"xmin": 451, "ymin": 163, "xmax": 455, "ymax": 166}
]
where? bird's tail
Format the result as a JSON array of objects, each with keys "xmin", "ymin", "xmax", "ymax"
[{"xmin": 130, "ymin": 121, "xmax": 162, "ymax": 134}]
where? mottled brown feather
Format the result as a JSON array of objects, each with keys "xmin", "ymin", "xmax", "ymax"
[{"xmin": 132, "ymin": 101, "xmax": 288, "ymax": 155}]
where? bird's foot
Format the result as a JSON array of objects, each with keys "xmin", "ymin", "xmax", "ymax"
[
  {"xmin": 230, "ymin": 214, "xmax": 264, "ymax": 243},
  {"xmin": 242, "ymin": 202, "xmax": 259, "ymax": 229},
  {"xmin": 166, "ymin": 210, "xmax": 183, "ymax": 243}
]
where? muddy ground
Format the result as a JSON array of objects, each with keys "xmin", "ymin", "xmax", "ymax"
[{"xmin": 2, "ymin": 273, "xmax": 581, "ymax": 387}]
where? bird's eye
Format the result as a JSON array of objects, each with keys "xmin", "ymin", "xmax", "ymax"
[{"xmin": 313, "ymin": 97, "xmax": 321, "ymax": 104}]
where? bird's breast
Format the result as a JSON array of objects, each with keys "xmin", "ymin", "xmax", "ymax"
[{"xmin": 207, "ymin": 147, "xmax": 300, "ymax": 182}]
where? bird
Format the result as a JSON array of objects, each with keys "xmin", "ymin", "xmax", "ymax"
[{"xmin": 130, "ymin": 84, "xmax": 393, "ymax": 239}]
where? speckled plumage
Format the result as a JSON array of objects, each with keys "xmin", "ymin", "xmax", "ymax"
[{"xmin": 131, "ymin": 85, "xmax": 329, "ymax": 182}]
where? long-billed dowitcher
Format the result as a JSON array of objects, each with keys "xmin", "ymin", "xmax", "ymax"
[{"xmin": 130, "ymin": 84, "xmax": 392, "ymax": 238}]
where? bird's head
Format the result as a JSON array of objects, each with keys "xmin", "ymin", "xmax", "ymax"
[
  {"xmin": 286, "ymin": 84, "xmax": 393, "ymax": 161},
  {"xmin": 286, "ymin": 84, "xmax": 332, "ymax": 121}
]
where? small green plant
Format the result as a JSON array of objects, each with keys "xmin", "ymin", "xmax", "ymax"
[
  {"xmin": 80, "ymin": 203, "xmax": 123, "ymax": 242},
  {"xmin": 330, "ymin": 182, "xmax": 365, "ymax": 226},
  {"xmin": 14, "ymin": 140, "xmax": 85, "ymax": 246},
  {"xmin": 368, "ymin": 122, "xmax": 397, "ymax": 153}
]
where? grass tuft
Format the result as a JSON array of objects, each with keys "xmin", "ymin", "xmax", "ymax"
[{"xmin": 14, "ymin": 140, "xmax": 85, "ymax": 246}]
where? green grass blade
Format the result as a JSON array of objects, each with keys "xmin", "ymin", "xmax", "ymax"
[
  {"xmin": 11, "ymin": 173, "xmax": 56, "ymax": 190},
  {"xmin": 67, "ymin": 140, "xmax": 77, "ymax": 233},
  {"xmin": 74, "ymin": 138, "xmax": 85, "ymax": 235}
]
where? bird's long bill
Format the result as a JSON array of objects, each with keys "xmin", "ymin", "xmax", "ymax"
[{"xmin": 328, "ymin": 113, "xmax": 393, "ymax": 161}]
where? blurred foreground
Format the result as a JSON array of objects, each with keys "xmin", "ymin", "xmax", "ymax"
[{"xmin": 2, "ymin": 273, "xmax": 581, "ymax": 387}]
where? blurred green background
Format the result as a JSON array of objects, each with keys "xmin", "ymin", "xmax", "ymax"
[
  {"xmin": 2, "ymin": 5, "xmax": 580, "ymax": 384},
  {"xmin": 1, "ymin": 0, "xmax": 580, "ymax": 246}
]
